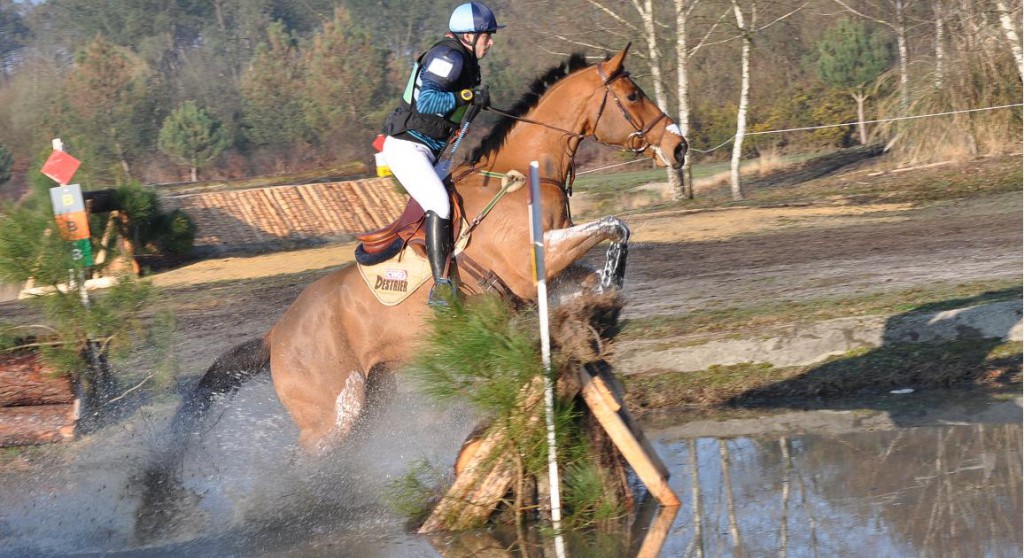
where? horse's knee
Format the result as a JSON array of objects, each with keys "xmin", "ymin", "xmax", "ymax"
[{"xmin": 600, "ymin": 216, "xmax": 630, "ymax": 242}]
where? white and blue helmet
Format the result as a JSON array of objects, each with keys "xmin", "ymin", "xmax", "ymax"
[{"xmin": 449, "ymin": 2, "xmax": 504, "ymax": 34}]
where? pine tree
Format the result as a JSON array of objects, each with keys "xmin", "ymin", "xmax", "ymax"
[
  {"xmin": 158, "ymin": 101, "xmax": 231, "ymax": 182},
  {"xmin": 56, "ymin": 36, "xmax": 155, "ymax": 185},
  {"xmin": 817, "ymin": 19, "xmax": 895, "ymax": 145},
  {"xmin": 240, "ymin": 21, "xmax": 307, "ymax": 151},
  {"xmin": 302, "ymin": 7, "xmax": 393, "ymax": 151}
]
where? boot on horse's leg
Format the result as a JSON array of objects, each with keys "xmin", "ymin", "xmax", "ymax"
[{"xmin": 425, "ymin": 210, "xmax": 456, "ymax": 307}]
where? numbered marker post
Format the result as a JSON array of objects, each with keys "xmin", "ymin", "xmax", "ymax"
[
  {"xmin": 49, "ymin": 184, "xmax": 93, "ymax": 267},
  {"xmin": 44, "ymin": 140, "xmax": 92, "ymax": 268}
]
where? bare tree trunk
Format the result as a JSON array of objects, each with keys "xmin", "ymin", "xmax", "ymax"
[
  {"xmin": 112, "ymin": 136, "xmax": 132, "ymax": 181},
  {"xmin": 632, "ymin": 0, "xmax": 686, "ymax": 197},
  {"xmin": 675, "ymin": 0, "xmax": 696, "ymax": 199},
  {"xmin": 853, "ymin": 90, "xmax": 869, "ymax": 144},
  {"xmin": 996, "ymin": 0, "xmax": 1024, "ymax": 80},
  {"xmin": 730, "ymin": 0, "xmax": 753, "ymax": 201},
  {"xmin": 933, "ymin": 0, "xmax": 945, "ymax": 88},
  {"xmin": 895, "ymin": 0, "xmax": 911, "ymax": 113}
]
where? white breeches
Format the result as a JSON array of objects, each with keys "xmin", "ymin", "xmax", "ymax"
[{"xmin": 381, "ymin": 136, "xmax": 450, "ymax": 219}]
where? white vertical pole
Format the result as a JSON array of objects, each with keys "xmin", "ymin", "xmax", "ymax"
[{"xmin": 529, "ymin": 161, "xmax": 567, "ymax": 557}]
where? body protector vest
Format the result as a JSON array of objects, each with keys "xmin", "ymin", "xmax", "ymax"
[{"xmin": 383, "ymin": 37, "xmax": 481, "ymax": 147}]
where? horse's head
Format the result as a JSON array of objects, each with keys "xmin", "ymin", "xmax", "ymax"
[{"xmin": 587, "ymin": 45, "xmax": 688, "ymax": 170}]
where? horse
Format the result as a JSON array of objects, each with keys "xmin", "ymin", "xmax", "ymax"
[{"xmin": 174, "ymin": 45, "xmax": 686, "ymax": 455}]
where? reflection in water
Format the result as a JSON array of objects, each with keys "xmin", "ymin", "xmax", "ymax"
[
  {"xmin": 657, "ymin": 421, "xmax": 1022, "ymax": 558},
  {"xmin": 0, "ymin": 391, "xmax": 1018, "ymax": 557}
]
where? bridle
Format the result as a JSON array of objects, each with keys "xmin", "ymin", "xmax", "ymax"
[
  {"xmin": 594, "ymin": 65, "xmax": 668, "ymax": 154},
  {"xmin": 485, "ymin": 64, "xmax": 668, "ymax": 157}
]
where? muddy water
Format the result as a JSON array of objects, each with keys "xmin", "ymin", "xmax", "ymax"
[{"xmin": 0, "ymin": 387, "xmax": 1019, "ymax": 557}]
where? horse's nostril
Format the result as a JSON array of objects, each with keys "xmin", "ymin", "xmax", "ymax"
[{"xmin": 673, "ymin": 143, "xmax": 686, "ymax": 168}]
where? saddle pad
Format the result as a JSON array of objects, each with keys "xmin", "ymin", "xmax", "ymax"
[
  {"xmin": 357, "ymin": 219, "xmax": 471, "ymax": 306},
  {"xmin": 357, "ymin": 244, "xmax": 433, "ymax": 306}
]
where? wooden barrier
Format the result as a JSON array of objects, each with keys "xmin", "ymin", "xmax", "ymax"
[
  {"xmin": 419, "ymin": 359, "xmax": 679, "ymax": 534},
  {"xmin": 0, "ymin": 350, "xmax": 77, "ymax": 446}
]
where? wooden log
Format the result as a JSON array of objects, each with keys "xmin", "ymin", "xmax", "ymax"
[
  {"xmin": 0, "ymin": 405, "xmax": 77, "ymax": 446},
  {"xmin": 418, "ymin": 426, "xmax": 517, "ymax": 533},
  {"xmin": 0, "ymin": 352, "xmax": 75, "ymax": 407},
  {"xmin": 420, "ymin": 377, "xmax": 547, "ymax": 534},
  {"xmin": 579, "ymin": 366, "xmax": 679, "ymax": 507},
  {"xmin": 590, "ymin": 363, "xmax": 670, "ymax": 481}
]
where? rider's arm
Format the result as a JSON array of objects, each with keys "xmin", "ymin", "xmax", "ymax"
[
  {"xmin": 416, "ymin": 45, "xmax": 467, "ymax": 116},
  {"xmin": 416, "ymin": 79, "xmax": 458, "ymax": 115}
]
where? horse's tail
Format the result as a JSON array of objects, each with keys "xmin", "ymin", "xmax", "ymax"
[
  {"xmin": 135, "ymin": 335, "xmax": 271, "ymax": 541},
  {"xmin": 167, "ymin": 335, "xmax": 272, "ymax": 440}
]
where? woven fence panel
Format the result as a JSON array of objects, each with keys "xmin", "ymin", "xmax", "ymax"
[{"xmin": 163, "ymin": 178, "xmax": 408, "ymax": 249}]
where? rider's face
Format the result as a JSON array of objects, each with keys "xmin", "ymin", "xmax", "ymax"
[{"xmin": 462, "ymin": 32, "xmax": 494, "ymax": 58}]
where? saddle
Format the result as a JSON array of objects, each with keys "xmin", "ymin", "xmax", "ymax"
[{"xmin": 354, "ymin": 189, "xmax": 465, "ymax": 266}]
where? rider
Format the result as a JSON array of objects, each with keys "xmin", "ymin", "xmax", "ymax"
[{"xmin": 380, "ymin": 2, "xmax": 502, "ymax": 307}]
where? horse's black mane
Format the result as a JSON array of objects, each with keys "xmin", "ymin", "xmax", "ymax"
[{"xmin": 468, "ymin": 53, "xmax": 591, "ymax": 163}]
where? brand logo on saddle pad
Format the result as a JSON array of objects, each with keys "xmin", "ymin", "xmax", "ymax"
[
  {"xmin": 357, "ymin": 246, "xmax": 433, "ymax": 306},
  {"xmin": 356, "ymin": 218, "xmax": 469, "ymax": 307},
  {"xmin": 374, "ymin": 271, "xmax": 409, "ymax": 292}
]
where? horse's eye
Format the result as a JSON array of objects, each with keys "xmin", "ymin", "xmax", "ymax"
[{"xmin": 626, "ymin": 91, "xmax": 639, "ymax": 102}]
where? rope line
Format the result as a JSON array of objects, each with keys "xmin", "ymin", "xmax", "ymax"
[
  {"xmin": 687, "ymin": 103, "xmax": 1023, "ymax": 154},
  {"xmin": 538, "ymin": 103, "xmax": 1021, "ymax": 175}
]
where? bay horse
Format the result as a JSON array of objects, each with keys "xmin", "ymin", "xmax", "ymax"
[{"xmin": 176, "ymin": 45, "xmax": 686, "ymax": 454}]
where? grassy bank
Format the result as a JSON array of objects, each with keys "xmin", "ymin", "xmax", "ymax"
[
  {"xmin": 618, "ymin": 279, "xmax": 1022, "ymax": 342},
  {"xmin": 574, "ymin": 150, "xmax": 1022, "ymax": 210},
  {"xmin": 623, "ymin": 339, "xmax": 1021, "ymax": 416}
]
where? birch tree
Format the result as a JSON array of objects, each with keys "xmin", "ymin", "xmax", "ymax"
[
  {"xmin": 674, "ymin": 0, "xmax": 730, "ymax": 199},
  {"xmin": 995, "ymin": 0, "xmax": 1024, "ymax": 81},
  {"xmin": 727, "ymin": 0, "xmax": 807, "ymax": 200},
  {"xmin": 933, "ymin": 0, "xmax": 946, "ymax": 88},
  {"xmin": 730, "ymin": 0, "xmax": 754, "ymax": 201},
  {"xmin": 581, "ymin": 0, "xmax": 688, "ymax": 197},
  {"xmin": 537, "ymin": 0, "xmax": 730, "ymax": 200}
]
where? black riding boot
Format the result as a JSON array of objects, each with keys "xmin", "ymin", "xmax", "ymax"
[{"xmin": 425, "ymin": 210, "xmax": 455, "ymax": 307}]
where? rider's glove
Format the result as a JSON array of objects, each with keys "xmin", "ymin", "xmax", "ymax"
[
  {"xmin": 457, "ymin": 88, "xmax": 475, "ymax": 105},
  {"xmin": 471, "ymin": 85, "xmax": 490, "ymax": 108}
]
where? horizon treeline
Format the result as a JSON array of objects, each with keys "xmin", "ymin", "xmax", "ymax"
[{"xmin": 0, "ymin": 0, "xmax": 1020, "ymax": 198}]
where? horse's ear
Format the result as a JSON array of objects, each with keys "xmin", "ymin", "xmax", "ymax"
[{"xmin": 602, "ymin": 43, "xmax": 631, "ymax": 76}]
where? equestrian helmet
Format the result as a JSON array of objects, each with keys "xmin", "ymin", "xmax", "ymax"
[{"xmin": 449, "ymin": 2, "xmax": 504, "ymax": 34}]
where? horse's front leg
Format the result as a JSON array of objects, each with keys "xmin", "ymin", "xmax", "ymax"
[{"xmin": 543, "ymin": 216, "xmax": 631, "ymax": 291}]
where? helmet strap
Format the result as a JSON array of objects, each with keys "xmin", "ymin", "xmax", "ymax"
[{"xmin": 455, "ymin": 32, "xmax": 481, "ymax": 59}]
